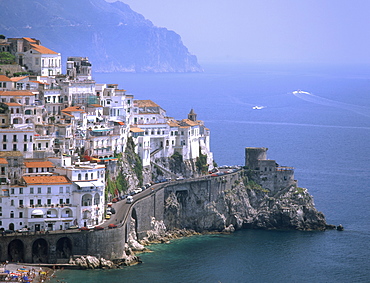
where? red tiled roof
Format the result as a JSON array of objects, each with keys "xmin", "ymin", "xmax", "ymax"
[
  {"xmin": 0, "ymin": 90, "xmax": 34, "ymax": 96},
  {"xmin": 30, "ymin": 43, "xmax": 58, "ymax": 55},
  {"xmin": 24, "ymin": 161, "xmax": 55, "ymax": 168},
  {"xmin": 23, "ymin": 175, "xmax": 71, "ymax": 185},
  {"xmin": 0, "ymin": 158, "xmax": 8, "ymax": 164},
  {"xmin": 62, "ymin": 106, "xmax": 85, "ymax": 112},
  {"xmin": 10, "ymin": 76, "xmax": 29, "ymax": 82},
  {"xmin": 0, "ymin": 75, "xmax": 12, "ymax": 82},
  {"xmin": 135, "ymin": 100, "xmax": 159, "ymax": 108},
  {"xmin": 4, "ymin": 102, "xmax": 22, "ymax": 107}
]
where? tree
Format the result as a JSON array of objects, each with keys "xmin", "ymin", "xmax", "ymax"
[{"xmin": 0, "ymin": 52, "xmax": 15, "ymax": 64}]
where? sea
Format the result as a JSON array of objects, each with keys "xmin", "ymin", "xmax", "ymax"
[{"xmin": 52, "ymin": 62, "xmax": 370, "ymax": 282}]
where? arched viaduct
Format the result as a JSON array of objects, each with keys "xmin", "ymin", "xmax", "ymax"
[{"xmin": 0, "ymin": 172, "xmax": 242, "ymax": 264}]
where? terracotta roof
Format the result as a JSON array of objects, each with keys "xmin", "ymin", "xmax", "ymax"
[
  {"xmin": 10, "ymin": 76, "xmax": 29, "ymax": 82},
  {"xmin": 130, "ymin": 126, "xmax": 145, "ymax": 133},
  {"xmin": 23, "ymin": 37, "xmax": 37, "ymax": 43},
  {"xmin": 30, "ymin": 43, "xmax": 58, "ymax": 55},
  {"xmin": 62, "ymin": 106, "xmax": 85, "ymax": 112},
  {"xmin": 30, "ymin": 81, "xmax": 49, "ymax": 85},
  {"xmin": 135, "ymin": 100, "xmax": 159, "ymax": 108},
  {"xmin": 24, "ymin": 161, "xmax": 55, "ymax": 168},
  {"xmin": 0, "ymin": 90, "xmax": 34, "ymax": 96},
  {"xmin": 179, "ymin": 119, "xmax": 199, "ymax": 127},
  {"xmin": 4, "ymin": 102, "xmax": 22, "ymax": 107},
  {"xmin": 88, "ymin": 104, "xmax": 103, "ymax": 108},
  {"xmin": 23, "ymin": 175, "xmax": 71, "ymax": 185},
  {"xmin": 0, "ymin": 75, "xmax": 12, "ymax": 82},
  {"xmin": 168, "ymin": 120, "xmax": 179, "ymax": 127},
  {"xmin": 0, "ymin": 158, "xmax": 8, "ymax": 164}
]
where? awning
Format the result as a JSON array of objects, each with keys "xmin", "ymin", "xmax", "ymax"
[
  {"xmin": 75, "ymin": 181, "xmax": 95, "ymax": 188},
  {"xmin": 91, "ymin": 181, "xmax": 104, "ymax": 187},
  {"xmin": 31, "ymin": 209, "xmax": 44, "ymax": 216}
]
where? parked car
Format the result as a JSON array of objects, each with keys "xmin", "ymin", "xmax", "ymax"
[
  {"xmin": 18, "ymin": 228, "xmax": 29, "ymax": 233},
  {"xmin": 110, "ymin": 207, "xmax": 116, "ymax": 214},
  {"xmin": 79, "ymin": 227, "xmax": 90, "ymax": 231},
  {"xmin": 68, "ymin": 225, "xmax": 79, "ymax": 230},
  {"xmin": 108, "ymin": 224, "xmax": 117, "ymax": 229},
  {"xmin": 133, "ymin": 188, "xmax": 142, "ymax": 194},
  {"xmin": 126, "ymin": 196, "xmax": 133, "ymax": 204},
  {"xmin": 105, "ymin": 214, "xmax": 111, "ymax": 220},
  {"xmin": 94, "ymin": 226, "xmax": 104, "ymax": 231}
]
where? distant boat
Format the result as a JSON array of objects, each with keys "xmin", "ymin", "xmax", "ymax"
[
  {"xmin": 252, "ymin": 106, "xmax": 265, "ymax": 110},
  {"xmin": 293, "ymin": 90, "xmax": 311, "ymax": 95}
]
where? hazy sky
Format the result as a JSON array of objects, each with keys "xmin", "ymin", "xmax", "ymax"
[{"xmin": 108, "ymin": 0, "xmax": 370, "ymax": 64}]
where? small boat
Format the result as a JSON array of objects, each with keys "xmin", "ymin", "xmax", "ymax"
[{"xmin": 252, "ymin": 106, "xmax": 265, "ymax": 110}]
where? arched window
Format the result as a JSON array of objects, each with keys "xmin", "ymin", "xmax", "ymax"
[
  {"xmin": 85, "ymin": 173, "xmax": 88, "ymax": 180},
  {"xmin": 78, "ymin": 173, "xmax": 81, "ymax": 180}
]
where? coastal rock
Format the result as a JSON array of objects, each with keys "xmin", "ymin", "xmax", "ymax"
[
  {"xmin": 72, "ymin": 256, "xmax": 114, "ymax": 269},
  {"xmin": 128, "ymin": 218, "xmax": 145, "ymax": 251},
  {"xmin": 163, "ymin": 171, "xmax": 328, "ymax": 232}
]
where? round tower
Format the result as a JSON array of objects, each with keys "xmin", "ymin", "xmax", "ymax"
[{"xmin": 245, "ymin": 147, "xmax": 268, "ymax": 170}]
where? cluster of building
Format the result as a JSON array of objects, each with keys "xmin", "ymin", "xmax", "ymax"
[{"xmin": 0, "ymin": 37, "xmax": 213, "ymax": 232}]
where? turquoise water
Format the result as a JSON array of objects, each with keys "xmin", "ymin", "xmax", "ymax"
[{"xmin": 53, "ymin": 63, "xmax": 370, "ymax": 282}]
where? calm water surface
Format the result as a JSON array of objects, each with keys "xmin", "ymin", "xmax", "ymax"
[{"xmin": 53, "ymin": 63, "xmax": 370, "ymax": 282}]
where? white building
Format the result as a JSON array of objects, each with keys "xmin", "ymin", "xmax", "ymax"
[{"xmin": 8, "ymin": 37, "xmax": 61, "ymax": 76}]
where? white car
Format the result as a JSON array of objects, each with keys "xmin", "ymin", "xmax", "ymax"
[{"xmin": 133, "ymin": 188, "xmax": 142, "ymax": 194}]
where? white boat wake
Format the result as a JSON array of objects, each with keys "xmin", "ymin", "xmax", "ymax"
[{"xmin": 292, "ymin": 90, "xmax": 370, "ymax": 118}]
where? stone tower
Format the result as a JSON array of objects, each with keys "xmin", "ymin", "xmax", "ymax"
[{"xmin": 188, "ymin": 109, "xmax": 197, "ymax": 122}]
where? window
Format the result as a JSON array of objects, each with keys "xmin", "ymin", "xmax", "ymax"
[
  {"xmin": 59, "ymin": 187, "xmax": 63, "ymax": 194},
  {"xmin": 47, "ymin": 199, "xmax": 51, "ymax": 205},
  {"xmin": 91, "ymin": 173, "xmax": 93, "ymax": 179},
  {"xmin": 19, "ymin": 188, "xmax": 23, "ymax": 194},
  {"xmin": 13, "ymin": 144, "xmax": 17, "ymax": 151},
  {"xmin": 2, "ymin": 144, "xmax": 5, "ymax": 150},
  {"xmin": 47, "ymin": 187, "xmax": 51, "ymax": 194},
  {"xmin": 19, "ymin": 199, "xmax": 23, "ymax": 206},
  {"xmin": 66, "ymin": 198, "xmax": 70, "ymax": 204},
  {"xmin": 59, "ymin": 199, "xmax": 63, "ymax": 204},
  {"xmin": 19, "ymin": 212, "xmax": 23, "ymax": 218},
  {"xmin": 30, "ymin": 187, "xmax": 34, "ymax": 194},
  {"xmin": 78, "ymin": 173, "xmax": 81, "ymax": 180},
  {"xmin": 66, "ymin": 186, "xmax": 70, "ymax": 193},
  {"xmin": 13, "ymin": 135, "xmax": 17, "ymax": 142},
  {"xmin": 37, "ymin": 199, "xmax": 41, "ymax": 205},
  {"xmin": 30, "ymin": 199, "xmax": 34, "ymax": 206},
  {"xmin": 10, "ymin": 188, "xmax": 14, "ymax": 194},
  {"xmin": 10, "ymin": 211, "xmax": 14, "ymax": 218},
  {"xmin": 2, "ymin": 135, "xmax": 6, "ymax": 142},
  {"xmin": 23, "ymin": 144, "xmax": 27, "ymax": 151},
  {"xmin": 85, "ymin": 173, "xmax": 88, "ymax": 180},
  {"xmin": 24, "ymin": 135, "xmax": 27, "ymax": 142},
  {"xmin": 37, "ymin": 187, "xmax": 41, "ymax": 194}
]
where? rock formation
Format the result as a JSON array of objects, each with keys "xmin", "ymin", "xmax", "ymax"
[{"xmin": 163, "ymin": 172, "xmax": 328, "ymax": 232}]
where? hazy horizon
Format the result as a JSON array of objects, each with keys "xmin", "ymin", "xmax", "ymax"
[{"xmin": 106, "ymin": 0, "xmax": 370, "ymax": 66}]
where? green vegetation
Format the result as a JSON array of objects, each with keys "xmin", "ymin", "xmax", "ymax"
[
  {"xmin": 13, "ymin": 71, "xmax": 31, "ymax": 77},
  {"xmin": 171, "ymin": 151, "xmax": 183, "ymax": 163},
  {"xmin": 247, "ymin": 180, "xmax": 270, "ymax": 193},
  {"xmin": 125, "ymin": 137, "xmax": 143, "ymax": 186},
  {"xmin": 0, "ymin": 52, "xmax": 15, "ymax": 65},
  {"xmin": 0, "ymin": 103, "xmax": 9, "ymax": 114},
  {"xmin": 294, "ymin": 187, "xmax": 305, "ymax": 195},
  {"xmin": 196, "ymin": 150, "xmax": 208, "ymax": 174},
  {"xmin": 105, "ymin": 171, "xmax": 129, "ymax": 200}
]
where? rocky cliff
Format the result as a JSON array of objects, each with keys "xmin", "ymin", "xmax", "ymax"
[
  {"xmin": 0, "ymin": 0, "xmax": 202, "ymax": 73},
  {"xmin": 163, "ymin": 172, "xmax": 328, "ymax": 232}
]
